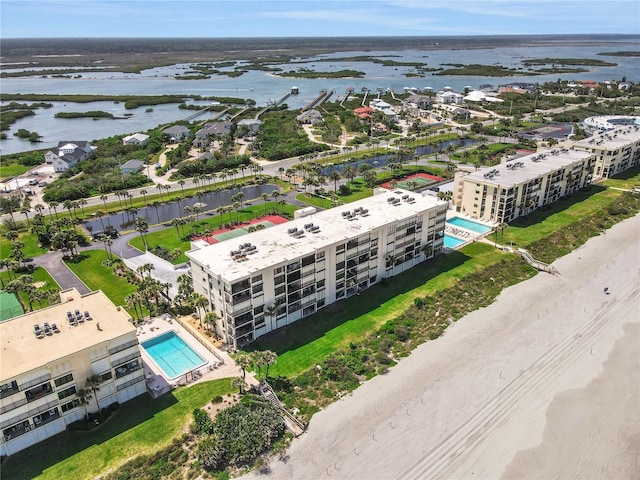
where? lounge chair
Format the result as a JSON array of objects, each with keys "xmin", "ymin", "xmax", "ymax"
[{"xmin": 34, "ymin": 324, "xmax": 44, "ymax": 338}]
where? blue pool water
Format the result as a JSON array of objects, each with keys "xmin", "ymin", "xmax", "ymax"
[
  {"xmin": 447, "ymin": 217, "xmax": 492, "ymax": 234},
  {"xmin": 141, "ymin": 331, "xmax": 206, "ymax": 379},
  {"xmin": 444, "ymin": 235, "xmax": 465, "ymax": 249}
]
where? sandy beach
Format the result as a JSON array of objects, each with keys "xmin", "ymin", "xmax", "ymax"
[{"xmin": 241, "ymin": 213, "xmax": 640, "ymax": 480}]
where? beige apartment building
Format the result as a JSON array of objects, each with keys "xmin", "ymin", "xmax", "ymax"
[
  {"xmin": 573, "ymin": 124, "xmax": 640, "ymax": 179},
  {"xmin": 453, "ymin": 148, "xmax": 595, "ymax": 224},
  {"xmin": 0, "ymin": 289, "xmax": 146, "ymax": 456},
  {"xmin": 187, "ymin": 189, "xmax": 447, "ymax": 349}
]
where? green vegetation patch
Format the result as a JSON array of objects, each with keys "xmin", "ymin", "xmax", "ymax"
[
  {"xmin": 0, "ymin": 163, "xmax": 31, "ymax": 181},
  {"xmin": 54, "ymin": 111, "xmax": 115, "ymax": 119},
  {"xmin": 64, "ymin": 249, "xmax": 136, "ymax": 307},
  {"xmin": 1, "ymin": 380, "xmax": 233, "ymax": 480},
  {"xmin": 598, "ymin": 51, "xmax": 640, "ymax": 57},
  {"xmin": 251, "ymin": 242, "xmax": 507, "ymax": 377},
  {"xmin": 435, "ymin": 64, "xmax": 524, "ymax": 76},
  {"xmin": 276, "ymin": 68, "xmax": 365, "ymax": 79},
  {"xmin": 255, "ymin": 108, "xmax": 329, "ymax": 160},
  {"xmin": 522, "ymin": 58, "xmax": 617, "ymax": 66}
]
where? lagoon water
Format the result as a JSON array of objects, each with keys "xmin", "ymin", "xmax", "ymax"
[{"xmin": 2, "ymin": 39, "xmax": 639, "ymax": 155}]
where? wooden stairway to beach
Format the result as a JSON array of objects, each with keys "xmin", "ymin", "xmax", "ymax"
[{"xmin": 259, "ymin": 381, "xmax": 306, "ymax": 437}]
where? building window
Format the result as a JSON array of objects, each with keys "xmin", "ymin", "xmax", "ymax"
[
  {"xmin": 33, "ymin": 408, "xmax": 60, "ymax": 428},
  {"xmin": 0, "ymin": 380, "xmax": 18, "ymax": 399},
  {"xmin": 54, "ymin": 373, "xmax": 74, "ymax": 388},
  {"xmin": 316, "ymin": 250, "xmax": 325, "ymax": 260},
  {"xmin": 274, "ymin": 266, "xmax": 284, "ymax": 275},
  {"xmin": 251, "ymin": 274, "xmax": 263, "ymax": 283},
  {"xmin": 115, "ymin": 359, "xmax": 141, "ymax": 379},
  {"xmin": 25, "ymin": 382, "xmax": 53, "ymax": 403},
  {"xmin": 100, "ymin": 371, "xmax": 113, "ymax": 382},
  {"xmin": 61, "ymin": 400, "xmax": 78, "ymax": 413},
  {"xmin": 3, "ymin": 420, "xmax": 31, "ymax": 441},
  {"xmin": 57, "ymin": 385, "xmax": 77, "ymax": 400}
]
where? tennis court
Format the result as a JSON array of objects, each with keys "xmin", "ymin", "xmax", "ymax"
[
  {"xmin": 381, "ymin": 172, "xmax": 444, "ymax": 191},
  {"xmin": 211, "ymin": 221, "xmax": 276, "ymax": 242},
  {"xmin": 196, "ymin": 215, "xmax": 289, "ymax": 245},
  {"xmin": 0, "ymin": 291, "xmax": 24, "ymax": 321}
]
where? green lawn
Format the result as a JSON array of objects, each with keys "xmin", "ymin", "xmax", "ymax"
[
  {"xmin": 0, "ymin": 230, "xmax": 48, "ymax": 260},
  {"xmin": 0, "ymin": 266, "xmax": 60, "ymax": 313},
  {"xmin": 0, "ymin": 163, "xmax": 31, "ymax": 181},
  {"xmin": 64, "ymin": 250, "xmax": 136, "ymax": 307},
  {"xmin": 1, "ymin": 379, "xmax": 234, "ymax": 480},
  {"xmin": 130, "ymin": 202, "xmax": 297, "ymax": 263},
  {"xmin": 251, "ymin": 242, "xmax": 508, "ymax": 377},
  {"xmin": 600, "ymin": 165, "xmax": 640, "ymax": 190},
  {"xmin": 502, "ymin": 185, "xmax": 621, "ymax": 247}
]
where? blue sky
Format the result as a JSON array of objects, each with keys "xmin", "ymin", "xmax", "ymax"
[{"xmin": 1, "ymin": 0, "xmax": 639, "ymax": 38}]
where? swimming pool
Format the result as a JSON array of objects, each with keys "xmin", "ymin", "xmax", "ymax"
[
  {"xmin": 141, "ymin": 331, "xmax": 206, "ymax": 380},
  {"xmin": 444, "ymin": 234, "xmax": 465, "ymax": 249},
  {"xmin": 447, "ymin": 217, "xmax": 492, "ymax": 234}
]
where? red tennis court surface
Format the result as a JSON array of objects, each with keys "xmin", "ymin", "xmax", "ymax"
[
  {"xmin": 381, "ymin": 172, "xmax": 444, "ymax": 190},
  {"xmin": 194, "ymin": 215, "xmax": 289, "ymax": 245}
]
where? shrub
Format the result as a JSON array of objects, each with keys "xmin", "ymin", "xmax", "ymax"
[
  {"xmin": 338, "ymin": 184, "xmax": 351, "ymax": 196},
  {"xmin": 192, "ymin": 408, "xmax": 213, "ymax": 435}
]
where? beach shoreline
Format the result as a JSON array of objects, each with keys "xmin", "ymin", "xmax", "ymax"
[{"xmin": 242, "ymin": 213, "xmax": 640, "ymax": 480}]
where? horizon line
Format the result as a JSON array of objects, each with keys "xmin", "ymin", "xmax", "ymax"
[{"xmin": 2, "ymin": 33, "xmax": 639, "ymax": 40}]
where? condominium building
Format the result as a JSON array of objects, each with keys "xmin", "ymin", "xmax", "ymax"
[
  {"xmin": 187, "ymin": 189, "xmax": 447, "ymax": 349},
  {"xmin": 573, "ymin": 124, "xmax": 640, "ymax": 179},
  {"xmin": 452, "ymin": 148, "xmax": 595, "ymax": 224},
  {"xmin": 0, "ymin": 289, "xmax": 145, "ymax": 456}
]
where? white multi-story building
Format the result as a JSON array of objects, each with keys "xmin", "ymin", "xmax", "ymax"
[
  {"xmin": 573, "ymin": 124, "xmax": 640, "ymax": 179},
  {"xmin": 452, "ymin": 148, "xmax": 595, "ymax": 224},
  {"xmin": 0, "ymin": 289, "xmax": 146, "ymax": 456},
  {"xmin": 187, "ymin": 189, "xmax": 447, "ymax": 348}
]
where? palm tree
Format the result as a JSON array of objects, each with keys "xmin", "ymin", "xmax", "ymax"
[
  {"xmin": 204, "ymin": 311, "xmax": 219, "ymax": 339},
  {"xmin": 85, "ymin": 374, "xmax": 105, "ymax": 420},
  {"xmin": 343, "ymin": 166, "xmax": 356, "ymax": 187},
  {"xmin": 421, "ymin": 243, "xmax": 433, "ymax": 260},
  {"xmin": 230, "ymin": 376, "xmax": 246, "ymax": 394},
  {"xmin": 265, "ymin": 303, "xmax": 278, "ymax": 330},
  {"xmin": 76, "ymin": 388, "xmax": 93, "ymax": 421},
  {"xmin": 151, "ymin": 201, "xmax": 161, "ymax": 224},
  {"xmin": 261, "ymin": 350, "xmax": 278, "ymax": 378},
  {"xmin": 261, "ymin": 193, "xmax": 269, "ymax": 217},
  {"xmin": 100, "ymin": 194, "xmax": 109, "ymax": 214},
  {"xmin": 234, "ymin": 352, "xmax": 253, "ymax": 380},
  {"xmin": 190, "ymin": 293, "xmax": 209, "ymax": 328},
  {"xmin": 140, "ymin": 189, "xmax": 148, "ymax": 206},
  {"xmin": 135, "ymin": 216, "xmax": 150, "ymax": 250},
  {"xmin": 328, "ymin": 170, "xmax": 341, "ymax": 192}
]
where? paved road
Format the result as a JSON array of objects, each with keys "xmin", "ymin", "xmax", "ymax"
[{"xmin": 35, "ymin": 250, "xmax": 91, "ymax": 295}]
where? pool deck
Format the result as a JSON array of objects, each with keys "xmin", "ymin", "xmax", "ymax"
[
  {"xmin": 444, "ymin": 212, "xmax": 495, "ymax": 250},
  {"xmin": 137, "ymin": 315, "xmax": 253, "ymax": 398}
]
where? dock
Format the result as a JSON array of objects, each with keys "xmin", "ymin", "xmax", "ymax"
[{"xmin": 302, "ymin": 89, "xmax": 334, "ymax": 111}]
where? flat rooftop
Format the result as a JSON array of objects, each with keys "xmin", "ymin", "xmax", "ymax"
[
  {"xmin": 0, "ymin": 289, "xmax": 135, "ymax": 381},
  {"xmin": 462, "ymin": 149, "xmax": 592, "ymax": 188},
  {"xmin": 187, "ymin": 189, "xmax": 445, "ymax": 282},
  {"xmin": 573, "ymin": 124, "xmax": 640, "ymax": 150}
]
